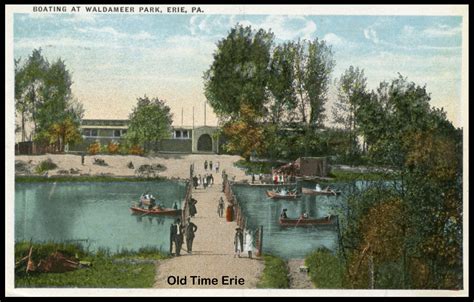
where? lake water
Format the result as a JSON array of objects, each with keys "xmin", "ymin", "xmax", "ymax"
[
  {"xmin": 232, "ymin": 182, "xmax": 361, "ymax": 259},
  {"xmin": 15, "ymin": 179, "xmax": 372, "ymax": 259},
  {"xmin": 15, "ymin": 181, "xmax": 187, "ymax": 254}
]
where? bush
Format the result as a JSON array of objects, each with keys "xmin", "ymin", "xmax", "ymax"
[
  {"xmin": 35, "ymin": 158, "xmax": 57, "ymax": 174},
  {"xmin": 87, "ymin": 142, "xmax": 101, "ymax": 155},
  {"xmin": 107, "ymin": 142, "xmax": 120, "ymax": 154},
  {"xmin": 305, "ymin": 248, "xmax": 346, "ymax": 288},
  {"xmin": 129, "ymin": 145, "xmax": 144, "ymax": 156},
  {"xmin": 257, "ymin": 254, "xmax": 290, "ymax": 288}
]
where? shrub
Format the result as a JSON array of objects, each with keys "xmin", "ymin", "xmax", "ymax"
[
  {"xmin": 35, "ymin": 158, "xmax": 57, "ymax": 174},
  {"xmin": 257, "ymin": 254, "xmax": 290, "ymax": 288},
  {"xmin": 107, "ymin": 142, "xmax": 120, "ymax": 154},
  {"xmin": 87, "ymin": 142, "xmax": 101, "ymax": 155},
  {"xmin": 129, "ymin": 145, "xmax": 144, "ymax": 156},
  {"xmin": 305, "ymin": 248, "xmax": 346, "ymax": 288}
]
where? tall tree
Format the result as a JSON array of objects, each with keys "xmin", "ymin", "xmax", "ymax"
[
  {"xmin": 15, "ymin": 48, "xmax": 49, "ymax": 137},
  {"xmin": 124, "ymin": 96, "xmax": 173, "ymax": 147},
  {"xmin": 304, "ymin": 39, "xmax": 335, "ymax": 128},
  {"xmin": 332, "ymin": 66, "xmax": 369, "ymax": 160},
  {"xmin": 203, "ymin": 24, "xmax": 274, "ymax": 120}
]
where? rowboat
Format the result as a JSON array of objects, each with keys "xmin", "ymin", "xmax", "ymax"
[
  {"xmin": 130, "ymin": 206, "xmax": 182, "ymax": 216},
  {"xmin": 302, "ymin": 187, "xmax": 341, "ymax": 196},
  {"xmin": 279, "ymin": 215, "xmax": 337, "ymax": 226},
  {"xmin": 266, "ymin": 190, "xmax": 301, "ymax": 200}
]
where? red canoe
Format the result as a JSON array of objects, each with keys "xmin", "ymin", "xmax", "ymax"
[
  {"xmin": 130, "ymin": 206, "xmax": 182, "ymax": 216},
  {"xmin": 279, "ymin": 215, "xmax": 338, "ymax": 226}
]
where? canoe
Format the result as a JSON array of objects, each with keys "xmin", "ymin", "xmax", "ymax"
[
  {"xmin": 302, "ymin": 187, "xmax": 341, "ymax": 196},
  {"xmin": 130, "ymin": 206, "xmax": 181, "ymax": 216},
  {"xmin": 279, "ymin": 215, "xmax": 337, "ymax": 226},
  {"xmin": 266, "ymin": 190, "xmax": 301, "ymax": 199}
]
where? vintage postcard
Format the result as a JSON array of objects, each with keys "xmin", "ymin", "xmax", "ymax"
[{"xmin": 5, "ymin": 4, "xmax": 468, "ymax": 297}]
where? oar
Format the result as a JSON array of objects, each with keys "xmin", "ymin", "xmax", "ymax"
[{"xmin": 294, "ymin": 217, "xmax": 303, "ymax": 228}]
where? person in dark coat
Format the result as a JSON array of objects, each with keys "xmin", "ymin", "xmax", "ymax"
[
  {"xmin": 175, "ymin": 218, "xmax": 184, "ymax": 256},
  {"xmin": 234, "ymin": 227, "xmax": 244, "ymax": 258},
  {"xmin": 209, "ymin": 161, "xmax": 213, "ymax": 171},
  {"xmin": 185, "ymin": 217, "xmax": 198, "ymax": 254},
  {"xmin": 169, "ymin": 219, "xmax": 178, "ymax": 255},
  {"xmin": 204, "ymin": 160, "xmax": 208, "ymax": 171},
  {"xmin": 192, "ymin": 175, "xmax": 198, "ymax": 190},
  {"xmin": 189, "ymin": 198, "xmax": 198, "ymax": 217}
]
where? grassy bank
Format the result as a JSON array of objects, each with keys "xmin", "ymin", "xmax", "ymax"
[
  {"xmin": 15, "ymin": 175, "xmax": 168, "ymax": 183},
  {"xmin": 256, "ymin": 254, "xmax": 290, "ymax": 289},
  {"xmin": 305, "ymin": 248, "xmax": 346, "ymax": 288},
  {"xmin": 329, "ymin": 169, "xmax": 395, "ymax": 182},
  {"xmin": 233, "ymin": 160, "xmax": 276, "ymax": 175},
  {"xmin": 15, "ymin": 242, "xmax": 168, "ymax": 288}
]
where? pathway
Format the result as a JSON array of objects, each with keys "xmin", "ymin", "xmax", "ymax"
[
  {"xmin": 287, "ymin": 259, "xmax": 315, "ymax": 289},
  {"xmin": 153, "ymin": 164, "xmax": 264, "ymax": 289}
]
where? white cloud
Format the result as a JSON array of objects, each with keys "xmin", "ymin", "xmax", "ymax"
[
  {"xmin": 77, "ymin": 26, "xmax": 154, "ymax": 41},
  {"xmin": 188, "ymin": 15, "xmax": 317, "ymax": 41},
  {"xmin": 363, "ymin": 27, "xmax": 379, "ymax": 44},
  {"xmin": 423, "ymin": 24, "xmax": 462, "ymax": 37}
]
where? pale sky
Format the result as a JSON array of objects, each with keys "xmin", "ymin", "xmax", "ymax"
[{"xmin": 12, "ymin": 7, "xmax": 465, "ymax": 128}]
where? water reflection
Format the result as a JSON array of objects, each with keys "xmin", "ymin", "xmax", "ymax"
[{"xmin": 15, "ymin": 181, "xmax": 186, "ymax": 254}]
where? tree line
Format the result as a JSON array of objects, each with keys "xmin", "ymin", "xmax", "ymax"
[
  {"xmin": 205, "ymin": 24, "xmax": 463, "ymax": 289},
  {"xmin": 15, "ymin": 49, "xmax": 173, "ymax": 154}
]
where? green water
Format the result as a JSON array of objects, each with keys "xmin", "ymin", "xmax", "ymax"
[
  {"xmin": 15, "ymin": 181, "xmax": 187, "ymax": 254},
  {"xmin": 232, "ymin": 182, "xmax": 354, "ymax": 259}
]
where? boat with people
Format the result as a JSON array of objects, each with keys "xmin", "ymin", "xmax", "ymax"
[
  {"xmin": 130, "ymin": 206, "xmax": 182, "ymax": 216},
  {"xmin": 266, "ymin": 188, "xmax": 301, "ymax": 199},
  {"xmin": 302, "ymin": 187, "xmax": 341, "ymax": 196},
  {"xmin": 279, "ymin": 215, "xmax": 338, "ymax": 226}
]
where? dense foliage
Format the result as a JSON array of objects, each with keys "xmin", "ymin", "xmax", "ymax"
[{"xmin": 15, "ymin": 49, "xmax": 83, "ymax": 151}]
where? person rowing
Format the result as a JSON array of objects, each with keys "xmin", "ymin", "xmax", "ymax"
[{"xmin": 280, "ymin": 209, "xmax": 288, "ymax": 219}]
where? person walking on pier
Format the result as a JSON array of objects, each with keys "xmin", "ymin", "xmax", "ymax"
[
  {"xmin": 234, "ymin": 227, "xmax": 244, "ymax": 258},
  {"xmin": 217, "ymin": 197, "xmax": 225, "ymax": 217},
  {"xmin": 209, "ymin": 161, "xmax": 213, "ymax": 171},
  {"xmin": 170, "ymin": 218, "xmax": 182, "ymax": 256},
  {"xmin": 174, "ymin": 218, "xmax": 184, "ymax": 256},
  {"xmin": 204, "ymin": 160, "xmax": 208, "ymax": 171},
  {"xmin": 185, "ymin": 217, "xmax": 198, "ymax": 254},
  {"xmin": 189, "ymin": 197, "xmax": 198, "ymax": 217}
]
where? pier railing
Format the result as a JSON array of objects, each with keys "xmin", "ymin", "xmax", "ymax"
[
  {"xmin": 223, "ymin": 172, "xmax": 263, "ymax": 257},
  {"xmin": 181, "ymin": 179, "xmax": 192, "ymax": 228}
]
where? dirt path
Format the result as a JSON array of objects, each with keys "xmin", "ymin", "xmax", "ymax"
[
  {"xmin": 153, "ymin": 165, "xmax": 264, "ymax": 289},
  {"xmin": 287, "ymin": 259, "xmax": 315, "ymax": 289}
]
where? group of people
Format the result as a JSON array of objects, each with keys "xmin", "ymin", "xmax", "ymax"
[
  {"xmin": 234, "ymin": 227, "xmax": 254, "ymax": 258},
  {"xmin": 170, "ymin": 217, "xmax": 198, "ymax": 256},
  {"xmin": 204, "ymin": 160, "xmax": 220, "ymax": 173},
  {"xmin": 273, "ymin": 173, "xmax": 296, "ymax": 185},
  {"xmin": 138, "ymin": 192, "xmax": 161, "ymax": 210},
  {"xmin": 280, "ymin": 208, "xmax": 308, "ymax": 219},
  {"xmin": 274, "ymin": 187, "xmax": 298, "ymax": 196},
  {"xmin": 192, "ymin": 174, "xmax": 214, "ymax": 190}
]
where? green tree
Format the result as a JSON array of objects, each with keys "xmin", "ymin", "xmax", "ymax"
[
  {"xmin": 203, "ymin": 24, "xmax": 274, "ymax": 120},
  {"xmin": 15, "ymin": 49, "xmax": 83, "ymax": 151},
  {"xmin": 124, "ymin": 96, "xmax": 173, "ymax": 148},
  {"xmin": 15, "ymin": 48, "xmax": 49, "ymax": 137},
  {"xmin": 332, "ymin": 66, "xmax": 369, "ymax": 162}
]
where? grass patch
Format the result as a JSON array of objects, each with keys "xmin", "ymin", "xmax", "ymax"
[
  {"xmin": 15, "ymin": 241, "xmax": 167, "ymax": 288},
  {"xmin": 15, "ymin": 175, "xmax": 168, "ymax": 183},
  {"xmin": 329, "ymin": 169, "xmax": 395, "ymax": 182},
  {"xmin": 305, "ymin": 248, "xmax": 346, "ymax": 288},
  {"xmin": 234, "ymin": 160, "xmax": 279, "ymax": 175},
  {"xmin": 34, "ymin": 158, "xmax": 57, "ymax": 174},
  {"xmin": 257, "ymin": 254, "xmax": 290, "ymax": 289}
]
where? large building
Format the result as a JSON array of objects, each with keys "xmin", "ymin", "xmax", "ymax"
[{"xmin": 68, "ymin": 119, "xmax": 220, "ymax": 154}]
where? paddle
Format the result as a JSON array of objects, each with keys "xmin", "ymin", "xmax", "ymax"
[{"xmin": 294, "ymin": 217, "xmax": 303, "ymax": 228}]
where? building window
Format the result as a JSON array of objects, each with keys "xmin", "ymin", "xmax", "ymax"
[
  {"xmin": 182, "ymin": 130, "xmax": 188, "ymax": 138},
  {"xmin": 175, "ymin": 130, "xmax": 181, "ymax": 138},
  {"xmin": 91, "ymin": 129, "xmax": 98, "ymax": 137},
  {"xmin": 83, "ymin": 129, "xmax": 91, "ymax": 137},
  {"xmin": 114, "ymin": 130, "xmax": 121, "ymax": 137}
]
